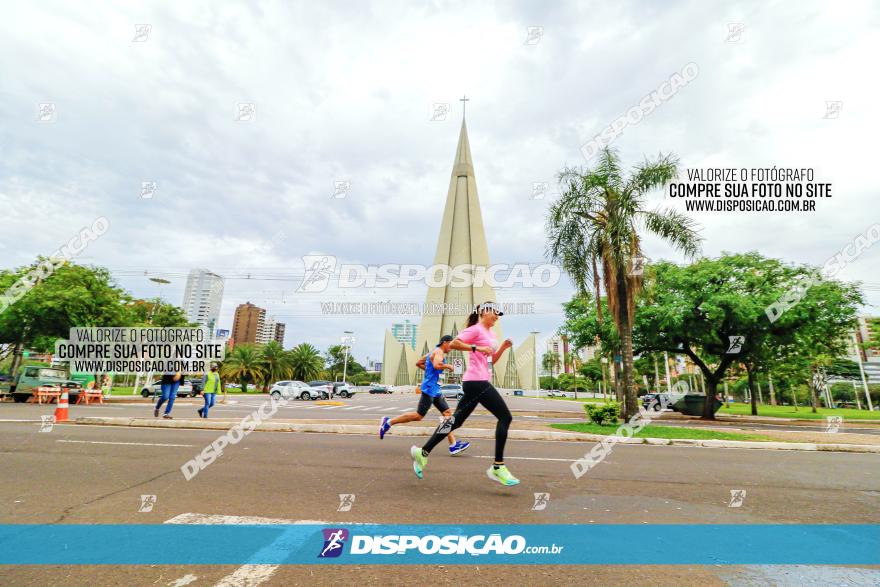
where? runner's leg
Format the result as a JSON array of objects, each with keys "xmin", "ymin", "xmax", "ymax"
[
  {"xmin": 421, "ymin": 381, "xmax": 482, "ymax": 454},
  {"xmin": 476, "ymin": 384, "xmax": 512, "ymax": 463}
]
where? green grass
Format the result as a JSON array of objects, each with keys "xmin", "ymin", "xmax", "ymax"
[
  {"xmin": 551, "ymin": 422, "xmax": 774, "ymax": 441},
  {"xmin": 718, "ymin": 403, "xmax": 880, "ymax": 421}
]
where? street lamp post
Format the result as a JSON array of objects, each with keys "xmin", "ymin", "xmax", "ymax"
[
  {"xmin": 530, "ymin": 331, "xmax": 540, "ymax": 396},
  {"xmin": 341, "ymin": 331, "xmax": 355, "ymax": 384},
  {"xmin": 664, "ymin": 351, "xmax": 672, "ymax": 393},
  {"xmin": 853, "ymin": 333, "xmax": 874, "ymax": 411},
  {"xmin": 133, "ymin": 277, "xmax": 171, "ymax": 396}
]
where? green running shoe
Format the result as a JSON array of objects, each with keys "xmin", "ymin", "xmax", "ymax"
[
  {"xmin": 410, "ymin": 446, "xmax": 427, "ymax": 479},
  {"xmin": 486, "ymin": 464, "xmax": 520, "ymax": 486}
]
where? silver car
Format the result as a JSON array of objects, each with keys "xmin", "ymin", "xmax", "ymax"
[
  {"xmin": 270, "ymin": 380, "xmax": 320, "ymax": 400},
  {"xmin": 439, "ymin": 384, "xmax": 464, "ymax": 400}
]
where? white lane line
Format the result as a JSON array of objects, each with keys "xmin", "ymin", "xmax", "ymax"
[
  {"xmin": 470, "ymin": 454, "xmax": 577, "ymax": 463},
  {"xmin": 165, "ymin": 512, "xmax": 331, "ymax": 525},
  {"xmin": 341, "ymin": 406, "xmax": 369, "ymax": 410},
  {"xmin": 56, "ymin": 440, "xmax": 194, "ymax": 447},
  {"xmin": 380, "ymin": 407, "xmax": 400, "ymax": 412},
  {"xmin": 165, "ymin": 513, "xmax": 371, "ymax": 587}
]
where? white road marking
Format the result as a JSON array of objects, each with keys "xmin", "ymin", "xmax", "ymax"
[
  {"xmin": 165, "ymin": 513, "xmax": 371, "ymax": 587},
  {"xmin": 56, "ymin": 440, "xmax": 194, "ymax": 447},
  {"xmin": 168, "ymin": 574, "xmax": 198, "ymax": 586},
  {"xmin": 470, "ymin": 454, "xmax": 578, "ymax": 463}
]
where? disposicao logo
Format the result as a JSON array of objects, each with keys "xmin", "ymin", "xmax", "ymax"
[{"xmin": 319, "ymin": 528, "xmax": 349, "ymax": 558}]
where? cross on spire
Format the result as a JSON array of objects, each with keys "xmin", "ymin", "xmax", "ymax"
[{"xmin": 460, "ymin": 95, "xmax": 469, "ymax": 119}]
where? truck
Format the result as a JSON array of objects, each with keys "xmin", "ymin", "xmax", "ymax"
[{"xmin": 1, "ymin": 366, "xmax": 84, "ymax": 403}]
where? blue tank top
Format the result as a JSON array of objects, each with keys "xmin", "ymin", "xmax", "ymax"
[{"xmin": 421, "ymin": 349, "xmax": 443, "ymax": 397}]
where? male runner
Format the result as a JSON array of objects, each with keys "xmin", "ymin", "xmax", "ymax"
[{"xmin": 379, "ymin": 335, "xmax": 470, "ymax": 455}]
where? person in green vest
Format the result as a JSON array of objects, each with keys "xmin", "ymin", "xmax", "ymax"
[{"xmin": 198, "ymin": 363, "xmax": 222, "ymax": 418}]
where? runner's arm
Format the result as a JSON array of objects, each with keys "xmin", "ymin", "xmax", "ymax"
[
  {"xmin": 432, "ymin": 349, "xmax": 454, "ymax": 371},
  {"xmin": 492, "ymin": 339, "xmax": 513, "ymax": 363}
]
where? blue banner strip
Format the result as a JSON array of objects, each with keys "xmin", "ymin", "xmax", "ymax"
[{"xmin": 0, "ymin": 524, "xmax": 877, "ymax": 565}]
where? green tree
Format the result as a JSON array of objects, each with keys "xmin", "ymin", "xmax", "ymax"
[
  {"xmin": 290, "ymin": 343, "xmax": 324, "ymax": 381},
  {"xmin": 122, "ymin": 298, "xmax": 192, "ymax": 327},
  {"xmin": 0, "ymin": 261, "xmax": 132, "ymax": 376},
  {"xmin": 632, "ymin": 254, "xmax": 861, "ymax": 418},
  {"xmin": 546, "ymin": 148, "xmax": 701, "ymax": 419},
  {"xmin": 541, "ymin": 350, "xmax": 561, "ymax": 378},
  {"xmin": 325, "ymin": 344, "xmax": 364, "ymax": 381},
  {"xmin": 221, "ymin": 344, "xmax": 265, "ymax": 393},
  {"xmin": 258, "ymin": 341, "xmax": 294, "ymax": 391}
]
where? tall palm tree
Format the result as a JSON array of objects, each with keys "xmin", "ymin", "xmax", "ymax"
[
  {"xmin": 259, "ymin": 341, "xmax": 294, "ymax": 391},
  {"xmin": 542, "ymin": 351, "xmax": 561, "ymax": 378},
  {"xmin": 546, "ymin": 148, "xmax": 701, "ymax": 419},
  {"xmin": 289, "ymin": 343, "xmax": 324, "ymax": 382},
  {"xmin": 221, "ymin": 344, "xmax": 265, "ymax": 394}
]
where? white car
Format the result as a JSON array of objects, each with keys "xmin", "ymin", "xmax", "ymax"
[
  {"xmin": 270, "ymin": 380, "xmax": 321, "ymax": 400},
  {"xmin": 141, "ymin": 380, "xmax": 195, "ymax": 398}
]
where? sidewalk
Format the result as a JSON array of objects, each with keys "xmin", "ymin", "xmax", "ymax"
[{"xmin": 74, "ymin": 416, "xmax": 880, "ymax": 454}]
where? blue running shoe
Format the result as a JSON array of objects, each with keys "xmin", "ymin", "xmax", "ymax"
[
  {"xmin": 379, "ymin": 416, "xmax": 391, "ymax": 439},
  {"xmin": 449, "ymin": 440, "xmax": 470, "ymax": 455}
]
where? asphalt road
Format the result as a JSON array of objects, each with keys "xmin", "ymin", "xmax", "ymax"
[{"xmin": 1, "ymin": 416, "xmax": 879, "ymax": 586}]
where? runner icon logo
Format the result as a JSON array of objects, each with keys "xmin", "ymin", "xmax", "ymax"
[
  {"xmin": 319, "ymin": 528, "xmax": 349, "ymax": 558},
  {"xmin": 532, "ymin": 493, "xmax": 550, "ymax": 511},
  {"xmin": 338, "ymin": 494, "xmax": 355, "ymax": 512}
]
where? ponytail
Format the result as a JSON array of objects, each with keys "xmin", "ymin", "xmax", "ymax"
[{"xmin": 465, "ymin": 309, "xmax": 479, "ymax": 328}]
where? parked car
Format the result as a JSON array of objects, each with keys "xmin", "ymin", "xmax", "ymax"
[
  {"xmin": 141, "ymin": 380, "xmax": 195, "ymax": 398},
  {"xmin": 440, "ymin": 384, "xmax": 464, "ymax": 400},
  {"xmin": 307, "ymin": 380, "xmax": 333, "ymax": 399},
  {"xmin": 332, "ymin": 381, "xmax": 355, "ymax": 398},
  {"xmin": 642, "ymin": 392, "xmax": 674, "ymax": 411},
  {"xmin": 4, "ymin": 366, "xmax": 84, "ymax": 403},
  {"xmin": 270, "ymin": 380, "xmax": 320, "ymax": 400},
  {"xmin": 369, "ymin": 384, "xmax": 392, "ymax": 394}
]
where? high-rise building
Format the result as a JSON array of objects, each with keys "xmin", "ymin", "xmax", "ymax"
[
  {"xmin": 182, "ymin": 269, "xmax": 224, "ymax": 338},
  {"xmin": 391, "ymin": 320, "xmax": 418, "ymax": 350},
  {"xmin": 232, "ymin": 302, "xmax": 265, "ymax": 345},
  {"xmin": 258, "ymin": 315, "xmax": 276, "ymax": 344},
  {"xmin": 381, "ymin": 117, "xmax": 537, "ymax": 389},
  {"xmin": 273, "ymin": 323, "xmax": 286, "ymax": 345}
]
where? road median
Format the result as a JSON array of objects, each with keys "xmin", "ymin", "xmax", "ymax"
[{"xmin": 73, "ymin": 416, "xmax": 880, "ymax": 454}]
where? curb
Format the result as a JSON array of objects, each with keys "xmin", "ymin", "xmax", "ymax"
[{"xmin": 73, "ymin": 417, "xmax": 880, "ymax": 454}]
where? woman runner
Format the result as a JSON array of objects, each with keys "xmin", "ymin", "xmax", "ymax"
[{"xmin": 409, "ymin": 302, "xmax": 519, "ymax": 486}]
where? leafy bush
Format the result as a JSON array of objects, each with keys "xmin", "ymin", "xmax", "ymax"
[{"xmin": 585, "ymin": 402, "xmax": 620, "ymax": 425}]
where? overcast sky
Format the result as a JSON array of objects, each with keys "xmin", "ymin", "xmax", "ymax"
[{"xmin": 2, "ymin": 0, "xmax": 878, "ymax": 363}]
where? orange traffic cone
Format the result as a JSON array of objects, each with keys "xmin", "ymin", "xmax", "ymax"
[{"xmin": 54, "ymin": 391, "xmax": 69, "ymax": 423}]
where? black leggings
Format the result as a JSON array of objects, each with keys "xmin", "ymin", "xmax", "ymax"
[{"xmin": 422, "ymin": 381, "xmax": 512, "ymax": 462}]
